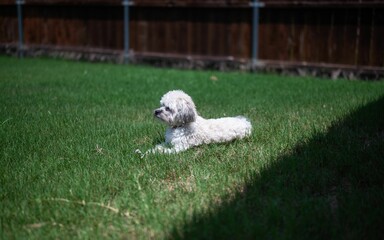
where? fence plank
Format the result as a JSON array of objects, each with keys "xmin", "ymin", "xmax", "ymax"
[{"xmin": 372, "ymin": 9, "xmax": 384, "ymax": 67}]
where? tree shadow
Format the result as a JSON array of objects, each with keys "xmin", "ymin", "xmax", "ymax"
[{"xmin": 171, "ymin": 96, "xmax": 384, "ymax": 239}]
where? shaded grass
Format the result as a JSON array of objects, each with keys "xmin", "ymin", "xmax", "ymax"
[{"xmin": 1, "ymin": 56, "xmax": 384, "ymax": 239}]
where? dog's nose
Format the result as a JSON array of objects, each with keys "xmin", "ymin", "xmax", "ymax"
[{"xmin": 154, "ymin": 109, "xmax": 162, "ymax": 115}]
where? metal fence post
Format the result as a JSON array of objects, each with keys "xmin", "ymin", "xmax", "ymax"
[
  {"xmin": 251, "ymin": 0, "xmax": 264, "ymax": 69},
  {"xmin": 16, "ymin": 0, "xmax": 25, "ymax": 58},
  {"xmin": 122, "ymin": 0, "xmax": 130, "ymax": 63}
]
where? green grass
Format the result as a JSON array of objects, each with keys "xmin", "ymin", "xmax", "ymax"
[{"xmin": 1, "ymin": 55, "xmax": 383, "ymax": 239}]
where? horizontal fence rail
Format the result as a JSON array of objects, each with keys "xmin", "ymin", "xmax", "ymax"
[{"xmin": 1, "ymin": 0, "xmax": 383, "ymax": 78}]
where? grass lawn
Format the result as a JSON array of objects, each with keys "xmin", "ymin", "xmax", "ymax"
[{"xmin": 1, "ymin": 56, "xmax": 383, "ymax": 239}]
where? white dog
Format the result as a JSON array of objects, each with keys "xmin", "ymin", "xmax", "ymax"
[{"xmin": 136, "ymin": 90, "xmax": 252, "ymax": 157}]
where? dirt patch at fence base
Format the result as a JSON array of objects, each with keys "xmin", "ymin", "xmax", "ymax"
[{"xmin": 1, "ymin": 44, "xmax": 383, "ymax": 81}]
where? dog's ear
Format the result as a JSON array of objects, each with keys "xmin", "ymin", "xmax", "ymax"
[
  {"xmin": 177, "ymin": 98, "xmax": 196, "ymax": 124},
  {"xmin": 183, "ymin": 99, "xmax": 196, "ymax": 123}
]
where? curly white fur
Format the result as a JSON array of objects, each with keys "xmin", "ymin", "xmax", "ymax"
[{"xmin": 136, "ymin": 90, "xmax": 252, "ymax": 157}]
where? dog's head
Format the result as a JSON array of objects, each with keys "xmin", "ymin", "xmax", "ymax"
[{"xmin": 154, "ymin": 90, "xmax": 197, "ymax": 127}]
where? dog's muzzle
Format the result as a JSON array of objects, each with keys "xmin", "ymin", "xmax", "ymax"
[{"xmin": 154, "ymin": 109, "xmax": 162, "ymax": 116}]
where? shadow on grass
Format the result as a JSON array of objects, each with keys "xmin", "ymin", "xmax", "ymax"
[{"xmin": 171, "ymin": 97, "xmax": 384, "ymax": 239}]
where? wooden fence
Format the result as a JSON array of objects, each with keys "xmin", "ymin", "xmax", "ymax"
[{"xmin": 1, "ymin": 0, "xmax": 384, "ymax": 78}]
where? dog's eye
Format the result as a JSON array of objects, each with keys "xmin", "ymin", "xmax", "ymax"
[{"xmin": 165, "ymin": 107, "xmax": 171, "ymax": 112}]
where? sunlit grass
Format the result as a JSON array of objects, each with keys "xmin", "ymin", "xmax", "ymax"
[{"xmin": 1, "ymin": 56, "xmax": 383, "ymax": 239}]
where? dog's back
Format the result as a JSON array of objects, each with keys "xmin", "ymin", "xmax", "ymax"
[{"xmin": 195, "ymin": 116, "xmax": 252, "ymax": 143}]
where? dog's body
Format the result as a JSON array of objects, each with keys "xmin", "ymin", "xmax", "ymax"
[{"xmin": 137, "ymin": 90, "xmax": 252, "ymax": 156}]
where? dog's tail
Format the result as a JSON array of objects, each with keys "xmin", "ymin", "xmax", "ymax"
[{"xmin": 236, "ymin": 116, "xmax": 252, "ymax": 137}]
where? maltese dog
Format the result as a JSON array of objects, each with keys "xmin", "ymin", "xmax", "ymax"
[{"xmin": 136, "ymin": 90, "xmax": 252, "ymax": 157}]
